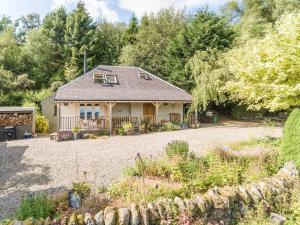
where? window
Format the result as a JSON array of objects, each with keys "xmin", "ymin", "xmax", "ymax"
[
  {"xmin": 54, "ymin": 105, "xmax": 57, "ymax": 116},
  {"xmin": 64, "ymin": 103, "xmax": 68, "ymax": 106},
  {"xmin": 106, "ymin": 75, "xmax": 118, "ymax": 84},
  {"xmin": 93, "ymin": 73, "xmax": 118, "ymax": 84},
  {"xmin": 138, "ymin": 72, "xmax": 151, "ymax": 80},
  {"xmin": 86, "ymin": 104, "xmax": 93, "ymax": 119},
  {"xmin": 80, "ymin": 104, "xmax": 85, "ymax": 119},
  {"xmin": 95, "ymin": 104, "xmax": 100, "ymax": 119}
]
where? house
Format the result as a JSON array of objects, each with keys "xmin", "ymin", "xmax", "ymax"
[{"xmin": 42, "ymin": 65, "xmax": 192, "ymax": 134}]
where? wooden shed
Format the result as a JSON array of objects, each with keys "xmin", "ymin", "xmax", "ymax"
[{"xmin": 0, "ymin": 107, "xmax": 35, "ymax": 140}]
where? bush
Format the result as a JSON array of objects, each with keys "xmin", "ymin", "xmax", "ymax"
[
  {"xmin": 16, "ymin": 194, "xmax": 54, "ymax": 220},
  {"xmin": 165, "ymin": 140, "xmax": 189, "ymax": 158},
  {"xmin": 162, "ymin": 122, "xmax": 180, "ymax": 131},
  {"xmin": 280, "ymin": 109, "xmax": 300, "ymax": 168},
  {"xmin": 35, "ymin": 114, "xmax": 49, "ymax": 133},
  {"xmin": 71, "ymin": 182, "xmax": 91, "ymax": 199}
]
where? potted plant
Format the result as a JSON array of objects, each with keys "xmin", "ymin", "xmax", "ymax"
[
  {"xmin": 72, "ymin": 127, "xmax": 80, "ymax": 140},
  {"xmin": 139, "ymin": 123, "xmax": 145, "ymax": 133},
  {"xmin": 122, "ymin": 122, "xmax": 134, "ymax": 135},
  {"xmin": 68, "ymin": 181, "xmax": 91, "ymax": 209}
]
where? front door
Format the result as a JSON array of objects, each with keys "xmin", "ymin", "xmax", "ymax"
[{"xmin": 143, "ymin": 103, "xmax": 155, "ymax": 123}]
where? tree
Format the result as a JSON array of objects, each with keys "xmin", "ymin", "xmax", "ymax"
[
  {"xmin": 0, "ymin": 15, "xmax": 12, "ymax": 33},
  {"xmin": 0, "ymin": 28, "xmax": 24, "ymax": 74},
  {"xmin": 13, "ymin": 74, "xmax": 35, "ymax": 90},
  {"xmin": 120, "ymin": 8, "xmax": 186, "ymax": 79},
  {"xmin": 64, "ymin": 58, "xmax": 79, "ymax": 82},
  {"xmin": 280, "ymin": 108, "xmax": 300, "ymax": 168},
  {"xmin": 42, "ymin": 6, "xmax": 67, "ymax": 75},
  {"xmin": 167, "ymin": 9, "xmax": 236, "ymax": 91},
  {"xmin": 15, "ymin": 13, "xmax": 41, "ymax": 42},
  {"xmin": 122, "ymin": 14, "xmax": 139, "ymax": 45},
  {"xmin": 24, "ymin": 28, "xmax": 56, "ymax": 88},
  {"xmin": 65, "ymin": 1, "xmax": 94, "ymax": 73},
  {"xmin": 90, "ymin": 21, "xmax": 125, "ymax": 66},
  {"xmin": 222, "ymin": 0, "xmax": 300, "ymax": 37},
  {"xmin": 188, "ymin": 49, "xmax": 229, "ymax": 111},
  {"xmin": 0, "ymin": 68, "xmax": 14, "ymax": 94},
  {"xmin": 225, "ymin": 11, "xmax": 300, "ymax": 111}
]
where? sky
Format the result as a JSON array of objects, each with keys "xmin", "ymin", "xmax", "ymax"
[{"xmin": 0, "ymin": 0, "xmax": 229, "ymax": 23}]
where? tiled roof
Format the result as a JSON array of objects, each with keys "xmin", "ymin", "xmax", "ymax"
[{"xmin": 55, "ymin": 66, "xmax": 192, "ymax": 102}]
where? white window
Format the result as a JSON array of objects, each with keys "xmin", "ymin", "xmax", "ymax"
[
  {"xmin": 93, "ymin": 73, "xmax": 118, "ymax": 84},
  {"xmin": 80, "ymin": 104, "xmax": 85, "ymax": 119}
]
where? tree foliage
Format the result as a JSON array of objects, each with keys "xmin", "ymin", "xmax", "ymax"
[
  {"xmin": 280, "ymin": 108, "xmax": 300, "ymax": 168},
  {"xmin": 225, "ymin": 11, "xmax": 300, "ymax": 111}
]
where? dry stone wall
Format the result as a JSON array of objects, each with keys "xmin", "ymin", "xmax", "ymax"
[{"xmin": 13, "ymin": 162, "xmax": 299, "ymax": 225}]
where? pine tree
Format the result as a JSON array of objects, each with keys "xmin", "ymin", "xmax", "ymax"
[
  {"xmin": 122, "ymin": 14, "xmax": 138, "ymax": 45},
  {"xmin": 65, "ymin": 1, "xmax": 94, "ymax": 74}
]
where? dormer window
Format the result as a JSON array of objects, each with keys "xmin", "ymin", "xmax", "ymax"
[
  {"xmin": 139, "ymin": 72, "xmax": 151, "ymax": 80},
  {"xmin": 94, "ymin": 73, "xmax": 118, "ymax": 84}
]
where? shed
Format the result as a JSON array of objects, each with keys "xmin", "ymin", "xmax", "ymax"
[{"xmin": 0, "ymin": 107, "xmax": 35, "ymax": 140}]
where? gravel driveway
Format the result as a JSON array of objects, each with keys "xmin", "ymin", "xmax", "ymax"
[{"xmin": 0, "ymin": 123, "xmax": 282, "ymax": 219}]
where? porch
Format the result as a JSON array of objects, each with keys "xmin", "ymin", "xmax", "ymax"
[{"xmin": 56, "ymin": 101, "xmax": 192, "ymax": 134}]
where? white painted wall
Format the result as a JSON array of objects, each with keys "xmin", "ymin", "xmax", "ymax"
[
  {"xmin": 130, "ymin": 103, "xmax": 143, "ymax": 117},
  {"xmin": 158, "ymin": 103, "xmax": 183, "ymax": 122},
  {"xmin": 112, "ymin": 103, "xmax": 130, "ymax": 116},
  {"xmin": 60, "ymin": 102, "xmax": 78, "ymax": 117},
  {"xmin": 41, "ymin": 95, "xmax": 57, "ymax": 132}
]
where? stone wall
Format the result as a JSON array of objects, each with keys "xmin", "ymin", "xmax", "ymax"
[{"xmin": 14, "ymin": 162, "xmax": 299, "ymax": 225}]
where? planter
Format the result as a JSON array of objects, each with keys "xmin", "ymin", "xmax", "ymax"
[
  {"xmin": 68, "ymin": 191, "xmax": 81, "ymax": 209},
  {"xmin": 126, "ymin": 128, "xmax": 134, "ymax": 135}
]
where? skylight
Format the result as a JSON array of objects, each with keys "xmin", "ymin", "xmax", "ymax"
[
  {"xmin": 93, "ymin": 73, "xmax": 118, "ymax": 84},
  {"xmin": 139, "ymin": 72, "xmax": 151, "ymax": 80}
]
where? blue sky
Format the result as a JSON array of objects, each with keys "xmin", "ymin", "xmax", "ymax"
[{"xmin": 0, "ymin": 0, "xmax": 229, "ymax": 23}]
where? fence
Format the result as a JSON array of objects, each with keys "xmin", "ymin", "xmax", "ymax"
[{"xmin": 59, "ymin": 113, "xmax": 196, "ymax": 131}]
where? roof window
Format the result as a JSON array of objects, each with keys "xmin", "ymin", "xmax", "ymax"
[
  {"xmin": 138, "ymin": 72, "xmax": 151, "ymax": 80},
  {"xmin": 93, "ymin": 73, "xmax": 118, "ymax": 84}
]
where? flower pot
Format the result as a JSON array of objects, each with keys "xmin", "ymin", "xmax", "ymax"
[{"xmin": 68, "ymin": 191, "xmax": 81, "ymax": 209}]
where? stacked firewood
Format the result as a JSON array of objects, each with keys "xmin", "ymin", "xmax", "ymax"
[{"xmin": 0, "ymin": 113, "xmax": 33, "ymax": 126}]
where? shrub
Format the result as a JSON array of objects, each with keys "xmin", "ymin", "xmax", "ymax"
[
  {"xmin": 165, "ymin": 140, "xmax": 189, "ymax": 158},
  {"xmin": 280, "ymin": 108, "xmax": 300, "ymax": 168},
  {"xmin": 35, "ymin": 114, "xmax": 49, "ymax": 134},
  {"xmin": 16, "ymin": 194, "xmax": 54, "ymax": 220},
  {"xmin": 162, "ymin": 122, "xmax": 180, "ymax": 131},
  {"xmin": 71, "ymin": 182, "xmax": 91, "ymax": 199},
  {"xmin": 117, "ymin": 127, "xmax": 126, "ymax": 135},
  {"xmin": 122, "ymin": 122, "xmax": 133, "ymax": 131}
]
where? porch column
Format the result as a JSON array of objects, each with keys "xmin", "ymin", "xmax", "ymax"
[
  {"xmin": 106, "ymin": 102, "xmax": 116, "ymax": 135},
  {"xmin": 57, "ymin": 102, "xmax": 60, "ymax": 131},
  {"xmin": 152, "ymin": 102, "xmax": 161, "ymax": 125}
]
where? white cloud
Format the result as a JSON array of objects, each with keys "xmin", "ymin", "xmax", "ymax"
[
  {"xmin": 118, "ymin": 0, "xmax": 228, "ymax": 17},
  {"xmin": 52, "ymin": 0, "xmax": 120, "ymax": 22}
]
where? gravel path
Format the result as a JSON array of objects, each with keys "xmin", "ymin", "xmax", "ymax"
[{"xmin": 0, "ymin": 123, "xmax": 282, "ymax": 219}]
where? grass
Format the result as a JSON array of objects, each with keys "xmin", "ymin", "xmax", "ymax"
[
  {"xmin": 229, "ymin": 136, "xmax": 281, "ymax": 151},
  {"xmin": 108, "ymin": 139, "xmax": 281, "ymax": 204}
]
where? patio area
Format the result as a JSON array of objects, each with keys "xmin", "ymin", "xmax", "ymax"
[{"xmin": 0, "ymin": 123, "xmax": 282, "ymax": 219}]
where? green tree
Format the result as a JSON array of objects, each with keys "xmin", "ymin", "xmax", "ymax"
[
  {"xmin": 167, "ymin": 9, "xmax": 236, "ymax": 91},
  {"xmin": 122, "ymin": 14, "xmax": 139, "ymax": 45},
  {"xmin": 64, "ymin": 58, "xmax": 79, "ymax": 82},
  {"xmin": 65, "ymin": 1, "xmax": 94, "ymax": 73},
  {"xmin": 0, "ymin": 28, "xmax": 24, "ymax": 74},
  {"xmin": 280, "ymin": 108, "xmax": 300, "ymax": 168},
  {"xmin": 0, "ymin": 68, "xmax": 14, "ymax": 94},
  {"xmin": 13, "ymin": 74, "xmax": 35, "ymax": 90},
  {"xmin": 120, "ymin": 8, "xmax": 186, "ymax": 78},
  {"xmin": 0, "ymin": 15, "xmax": 12, "ymax": 33},
  {"xmin": 24, "ymin": 28, "xmax": 56, "ymax": 88},
  {"xmin": 90, "ymin": 21, "xmax": 125, "ymax": 65},
  {"xmin": 225, "ymin": 11, "xmax": 300, "ymax": 111},
  {"xmin": 15, "ymin": 13, "xmax": 41, "ymax": 42},
  {"xmin": 188, "ymin": 49, "xmax": 229, "ymax": 111},
  {"xmin": 42, "ymin": 6, "xmax": 67, "ymax": 79}
]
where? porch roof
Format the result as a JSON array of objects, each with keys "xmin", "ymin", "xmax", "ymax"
[{"xmin": 55, "ymin": 66, "xmax": 192, "ymax": 103}]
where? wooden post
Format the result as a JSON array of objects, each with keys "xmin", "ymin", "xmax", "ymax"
[
  {"xmin": 57, "ymin": 102, "xmax": 60, "ymax": 131},
  {"xmin": 105, "ymin": 102, "xmax": 116, "ymax": 135},
  {"xmin": 152, "ymin": 102, "xmax": 161, "ymax": 125}
]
